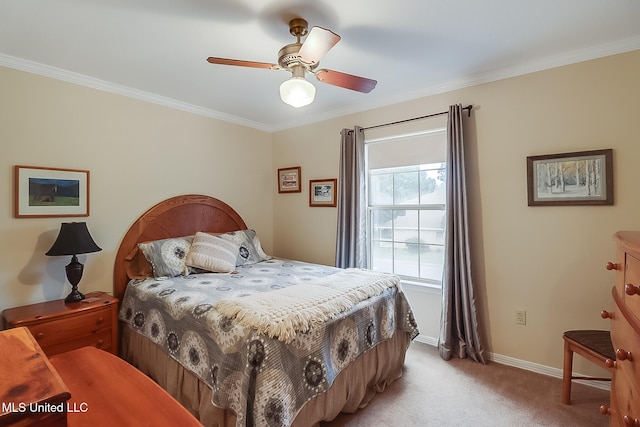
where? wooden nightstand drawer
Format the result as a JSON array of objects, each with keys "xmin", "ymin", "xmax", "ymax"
[
  {"xmin": 30, "ymin": 307, "xmax": 112, "ymax": 354},
  {"xmin": 2, "ymin": 291, "xmax": 119, "ymax": 357}
]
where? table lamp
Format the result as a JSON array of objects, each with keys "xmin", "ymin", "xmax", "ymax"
[{"xmin": 46, "ymin": 222, "xmax": 102, "ymax": 303}]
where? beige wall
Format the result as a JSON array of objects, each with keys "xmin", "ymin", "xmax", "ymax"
[
  {"xmin": 273, "ymin": 50, "xmax": 640, "ymax": 374},
  {"xmin": 2, "ymin": 50, "xmax": 639, "ymax": 377},
  {"xmin": 0, "ymin": 67, "xmax": 273, "ymax": 314}
]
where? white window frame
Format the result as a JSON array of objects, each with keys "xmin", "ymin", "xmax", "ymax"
[{"xmin": 365, "ymin": 128, "xmax": 446, "ymax": 290}]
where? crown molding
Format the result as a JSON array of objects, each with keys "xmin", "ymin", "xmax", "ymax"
[
  {"xmin": 0, "ymin": 53, "xmax": 274, "ymax": 132},
  {"xmin": 2, "ymin": 35, "xmax": 639, "ymax": 133},
  {"xmin": 271, "ymin": 36, "xmax": 640, "ymax": 131}
]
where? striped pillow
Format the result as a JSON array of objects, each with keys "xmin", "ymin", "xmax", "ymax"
[{"xmin": 185, "ymin": 232, "xmax": 239, "ymax": 273}]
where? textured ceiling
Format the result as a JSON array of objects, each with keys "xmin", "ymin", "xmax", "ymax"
[{"xmin": 1, "ymin": 0, "xmax": 639, "ymax": 131}]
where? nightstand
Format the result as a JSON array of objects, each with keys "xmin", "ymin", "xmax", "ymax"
[{"xmin": 2, "ymin": 291, "xmax": 118, "ymax": 357}]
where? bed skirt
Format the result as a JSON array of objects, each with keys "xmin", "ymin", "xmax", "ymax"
[{"xmin": 121, "ymin": 325, "xmax": 411, "ymax": 427}]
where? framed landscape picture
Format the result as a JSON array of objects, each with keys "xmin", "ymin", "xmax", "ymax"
[
  {"xmin": 309, "ymin": 178, "xmax": 337, "ymax": 207},
  {"xmin": 277, "ymin": 166, "xmax": 302, "ymax": 193},
  {"xmin": 526, "ymin": 149, "xmax": 613, "ymax": 206},
  {"xmin": 14, "ymin": 165, "xmax": 90, "ymax": 218}
]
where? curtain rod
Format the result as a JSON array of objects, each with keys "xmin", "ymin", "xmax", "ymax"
[{"xmin": 362, "ymin": 104, "xmax": 472, "ymax": 131}]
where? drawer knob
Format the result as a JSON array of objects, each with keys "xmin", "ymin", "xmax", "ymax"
[
  {"xmin": 605, "ymin": 358, "xmax": 617, "ymax": 369},
  {"xmin": 96, "ymin": 317, "xmax": 104, "ymax": 324},
  {"xmin": 36, "ymin": 332, "xmax": 44, "ymax": 339},
  {"xmin": 97, "ymin": 339, "xmax": 104, "ymax": 346},
  {"xmin": 625, "ymin": 283, "xmax": 640, "ymax": 296},
  {"xmin": 623, "ymin": 415, "xmax": 640, "ymax": 427},
  {"xmin": 601, "ymin": 310, "xmax": 614, "ymax": 319},
  {"xmin": 616, "ymin": 348, "xmax": 633, "ymax": 361},
  {"xmin": 600, "ymin": 405, "xmax": 611, "ymax": 416},
  {"xmin": 606, "ymin": 262, "xmax": 618, "ymax": 271}
]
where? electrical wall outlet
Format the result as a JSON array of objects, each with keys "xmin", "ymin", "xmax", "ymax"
[{"xmin": 516, "ymin": 310, "xmax": 526, "ymax": 325}]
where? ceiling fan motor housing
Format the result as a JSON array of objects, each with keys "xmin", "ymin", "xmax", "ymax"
[
  {"xmin": 278, "ymin": 43, "xmax": 302, "ymax": 69},
  {"xmin": 278, "ymin": 43, "xmax": 317, "ymax": 71},
  {"xmin": 278, "ymin": 19, "xmax": 318, "ymax": 72}
]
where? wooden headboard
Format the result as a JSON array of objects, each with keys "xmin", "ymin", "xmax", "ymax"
[{"xmin": 113, "ymin": 194, "xmax": 247, "ymax": 302}]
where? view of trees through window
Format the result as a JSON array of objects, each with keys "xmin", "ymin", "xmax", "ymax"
[{"xmin": 368, "ymin": 162, "xmax": 446, "ymax": 285}]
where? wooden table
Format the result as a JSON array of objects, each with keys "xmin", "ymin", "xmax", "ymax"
[
  {"xmin": 0, "ymin": 327, "xmax": 71, "ymax": 426},
  {"xmin": 50, "ymin": 346, "xmax": 202, "ymax": 426},
  {"xmin": 1, "ymin": 326, "xmax": 202, "ymax": 426}
]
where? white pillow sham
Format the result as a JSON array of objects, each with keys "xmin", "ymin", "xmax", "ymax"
[{"xmin": 185, "ymin": 232, "xmax": 240, "ymax": 273}]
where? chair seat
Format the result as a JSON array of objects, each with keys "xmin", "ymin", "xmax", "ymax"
[
  {"xmin": 561, "ymin": 329, "xmax": 614, "ymax": 405},
  {"xmin": 563, "ymin": 330, "xmax": 615, "ymax": 360}
]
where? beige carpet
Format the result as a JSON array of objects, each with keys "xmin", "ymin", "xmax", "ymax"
[{"xmin": 323, "ymin": 342, "xmax": 609, "ymax": 427}]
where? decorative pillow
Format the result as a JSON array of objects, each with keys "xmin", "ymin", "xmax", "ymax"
[
  {"xmin": 218, "ymin": 229, "xmax": 271, "ymax": 266},
  {"xmin": 185, "ymin": 232, "xmax": 240, "ymax": 273},
  {"xmin": 138, "ymin": 236, "xmax": 193, "ymax": 278}
]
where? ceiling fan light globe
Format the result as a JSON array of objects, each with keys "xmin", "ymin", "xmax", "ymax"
[{"xmin": 280, "ymin": 77, "xmax": 315, "ymax": 107}]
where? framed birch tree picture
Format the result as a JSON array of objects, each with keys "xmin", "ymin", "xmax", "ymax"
[{"xmin": 526, "ymin": 149, "xmax": 613, "ymax": 206}]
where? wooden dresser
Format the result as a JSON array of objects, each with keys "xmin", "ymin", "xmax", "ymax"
[{"xmin": 604, "ymin": 231, "xmax": 640, "ymax": 426}]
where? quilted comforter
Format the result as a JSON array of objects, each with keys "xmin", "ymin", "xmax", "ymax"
[{"xmin": 119, "ymin": 258, "xmax": 419, "ymax": 427}]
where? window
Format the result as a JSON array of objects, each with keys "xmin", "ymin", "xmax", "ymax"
[{"xmin": 366, "ymin": 120, "xmax": 447, "ymax": 287}]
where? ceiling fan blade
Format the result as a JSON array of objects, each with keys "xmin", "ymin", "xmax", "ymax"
[
  {"xmin": 298, "ymin": 27, "xmax": 340, "ymax": 65},
  {"xmin": 315, "ymin": 69, "xmax": 377, "ymax": 93},
  {"xmin": 207, "ymin": 57, "xmax": 280, "ymax": 70}
]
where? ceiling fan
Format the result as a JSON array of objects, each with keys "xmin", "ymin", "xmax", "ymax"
[{"xmin": 207, "ymin": 18, "xmax": 377, "ymax": 108}]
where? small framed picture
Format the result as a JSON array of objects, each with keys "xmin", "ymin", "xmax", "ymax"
[
  {"xmin": 14, "ymin": 165, "xmax": 90, "ymax": 218},
  {"xmin": 277, "ymin": 166, "xmax": 302, "ymax": 193},
  {"xmin": 309, "ymin": 179, "xmax": 337, "ymax": 207},
  {"xmin": 526, "ymin": 149, "xmax": 613, "ymax": 206}
]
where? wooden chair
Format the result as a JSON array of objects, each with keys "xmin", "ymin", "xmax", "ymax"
[{"xmin": 562, "ymin": 329, "xmax": 615, "ymax": 404}]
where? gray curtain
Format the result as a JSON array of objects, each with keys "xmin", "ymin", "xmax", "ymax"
[
  {"xmin": 438, "ymin": 104, "xmax": 487, "ymax": 364},
  {"xmin": 335, "ymin": 126, "xmax": 367, "ymax": 269}
]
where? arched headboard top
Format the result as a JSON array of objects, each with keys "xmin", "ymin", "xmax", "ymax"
[{"xmin": 113, "ymin": 194, "xmax": 247, "ymax": 301}]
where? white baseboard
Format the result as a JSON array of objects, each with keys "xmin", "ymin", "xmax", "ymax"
[
  {"xmin": 414, "ymin": 334, "xmax": 438, "ymax": 346},
  {"xmin": 412, "ymin": 334, "xmax": 610, "ymax": 391}
]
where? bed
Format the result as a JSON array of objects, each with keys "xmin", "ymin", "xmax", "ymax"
[{"xmin": 113, "ymin": 194, "xmax": 419, "ymax": 427}]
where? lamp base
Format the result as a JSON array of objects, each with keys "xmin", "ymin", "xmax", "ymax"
[
  {"xmin": 64, "ymin": 255, "xmax": 85, "ymax": 303},
  {"xmin": 65, "ymin": 287, "xmax": 85, "ymax": 303}
]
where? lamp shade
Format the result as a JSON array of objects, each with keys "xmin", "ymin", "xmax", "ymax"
[
  {"xmin": 280, "ymin": 77, "xmax": 316, "ymax": 107},
  {"xmin": 46, "ymin": 222, "xmax": 102, "ymax": 256}
]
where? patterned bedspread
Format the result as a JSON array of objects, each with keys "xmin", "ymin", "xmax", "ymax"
[{"xmin": 119, "ymin": 258, "xmax": 419, "ymax": 427}]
